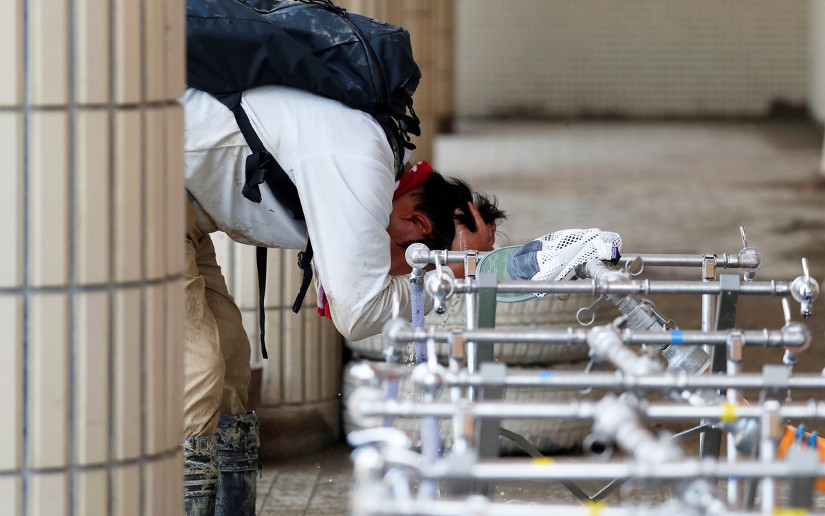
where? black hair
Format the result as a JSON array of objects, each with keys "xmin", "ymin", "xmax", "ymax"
[{"xmin": 410, "ymin": 170, "xmax": 507, "ymax": 251}]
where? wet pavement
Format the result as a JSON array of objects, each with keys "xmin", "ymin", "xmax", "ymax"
[{"xmin": 259, "ymin": 119, "xmax": 825, "ymax": 514}]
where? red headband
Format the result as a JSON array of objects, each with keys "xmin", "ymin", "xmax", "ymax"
[{"xmin": 393, "ymin": 160, "xmax": 433, "ymax": 200}]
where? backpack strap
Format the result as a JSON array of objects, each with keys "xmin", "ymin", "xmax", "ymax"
[
  {"xmin": 232, "ymin": 103, "xmax": 315, "ymax": 359},
  {"xmin": 255, "ymin": 246, "xmax": 269, "ymax": 359}
]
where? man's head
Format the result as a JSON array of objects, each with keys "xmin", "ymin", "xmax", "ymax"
[{"xmin": 387, "ymin": 162, "xmax": 506, "ymax": 276}]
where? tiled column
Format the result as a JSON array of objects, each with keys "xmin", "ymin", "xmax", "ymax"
[{"xmin": 1, "ymin": 1, "xmax": 187, "ymax": 515}]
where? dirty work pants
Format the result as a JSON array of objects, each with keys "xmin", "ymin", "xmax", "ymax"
[{"xmin": 184, "ymin": 201, "xmax": 251, "ymax": 438}]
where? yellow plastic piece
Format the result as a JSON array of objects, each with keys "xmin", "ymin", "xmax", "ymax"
[
  {"xmin": 720, "ymin": 402, "xmax": 738, "ymax": 422},
  {"xmin": 772, "ymin": 509, "xmax": 809, "ymax": 516},
  {"xmin": 586, "ymin": 500, "xmax": 607, "ymax": 516}
]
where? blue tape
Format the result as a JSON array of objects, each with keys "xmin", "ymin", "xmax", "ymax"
[
  {"xmin": 670, "ymin": 330, "xmax": 684, "ymax": 344},
  {"xmin": 539, "ymin": 370, "xmax": 553, "ymax": 377}
]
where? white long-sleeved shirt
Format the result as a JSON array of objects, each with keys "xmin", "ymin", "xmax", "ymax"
[{"xmin": 183, "ymin": 85, "xmax": 416, "ymax": 341}]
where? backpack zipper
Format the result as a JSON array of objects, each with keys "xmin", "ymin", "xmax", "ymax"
[{"xmin": 332, "ymin": 8, "xmax": 388, "ymax": 107}]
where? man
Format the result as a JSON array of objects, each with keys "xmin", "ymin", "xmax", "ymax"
[{"xmin": 181, "ymin": 84, "xmax": 505, "ymax": 514}]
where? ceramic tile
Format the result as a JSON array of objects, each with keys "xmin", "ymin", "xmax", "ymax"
[
  {"xmin": 319, "ymin": 321, "xmax": 342, "ymax": 399},
  {"xmin": 114, "ymin": 0, "xmax": 142, "ymax": 104},
  {"xmin": 74, "ymin": 291, "xmax": 110, "ymax": 466},
  {"xmin": 75, "ymin": 109, "xmax": 111, "ymax": 285},
  {"xmin": 0, "ymin": 297, "xmax": 22, "ymax": 471},
  {"xmin": 267, "ymin": 467, "xmax": 319, "ymax": 509},
  {"xmin": 143, "ymin": 0, "xmax": 165, "ymax": 102},
  {"xmin": 27, "ymin": 294, "xmax": 69, "ymax": 469},
  {"xmin": 0, "ymin": 476, "xmax": 22, "ymax": 516},
  {"xmin": 144, "ymin": 285, "xmax": 166, "ymax": 455},
  {"xmin": 0, "ymin": 0, "xmax": 22, "ymax": 105},
  {"xmin": 142, "ymin": 460, "xmax": 166, "ymax": 516},
  {"xmin": 113, "ymin": 288, "xmax": 141, "ymax": 461},
  {"xmin": 234, "ymin": 243, "xmax": 263, "ymax": 309},
  {"xmin": 260, "ymin": 306, "xmax": 283, "ymax": 405},
  {"xmin": 113, "ymin": 464, "xmax": 140, "ymax": 516},
  {"xmin": 256, "ymin": 468, "xmax": 278, "ymax": 513},
  {"xmin": 113, "ymin": 109, "xmax": 143, "ymax": 282},
  {"xmin": 28, "ymin": 111, "xmax": 69, "ymax": 287},
  {"xmin": 0, "ymin": 113, "xmax": 23, "ymax": 288},
  {"xmin": 282, "ymin": 303, "xmax": 305, "ymax": 404},
  {"xmin": 165, "ymin": 0, "xmax": 186, "ymax": 99},
  {"xmin": 164, "ymin": 453, "xmax": 184, "ymax": 516},
  {"xmin": 28, "ymin": 472, "xmax": 68, "ymax": 516},
  {"xmin": 75, "ymin": 0, "xmax": 110, "ymax": 104},
  {"xmin": 165, "ymin": 280, "xmax": 185, "ymax": 449},
  {"xmin": 303, "ymin": 310, "xmax": 322, "ymax": 402},
  {"xmin": 165, "ymin": 104, "xmax": 186, "ymax": 277},
  {"xmin": 74, "ymin": 469, "xmax": 108, "ymax": 516},
  {"xmin": 28, "ymin": 0, "xmax": 68, "ymax": 106},
  {"xmin": 144, "ymin": 108, "xmax": 165, "ymax": 280}
]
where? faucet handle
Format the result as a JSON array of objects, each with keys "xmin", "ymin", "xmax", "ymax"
[
  {"xmin": 791, "ymin": 257, "xmax": 819, "ymax": 317},
  {"xmin": 737, "ymin": 226, "xmax": 763, "ymax": 281}
]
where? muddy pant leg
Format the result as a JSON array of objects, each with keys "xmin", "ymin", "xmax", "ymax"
[
  {"xmin": 191, "ymin": 202, "xmax": 258, "ymax": 513},
  {"xmin": 183, "ymin": 435, "xmax": 219, "ymax": 515},
  {"xmin": 215, "ymin": 412, "xmax": 260, "ymax": 516}
]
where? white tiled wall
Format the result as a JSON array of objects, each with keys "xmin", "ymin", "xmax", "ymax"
[
  {"xmin": 2, "ymin": 0, "xmax": 187, "ymax": 514},
  {"xmin": 455, "ymin": 0, "xmax": 808, "ymax": 118}
]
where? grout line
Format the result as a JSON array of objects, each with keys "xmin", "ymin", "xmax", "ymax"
[
  {"xmin": 138, "ymin": 0, "xmax": 148, "ymax": 511},
  {"xmin": 0, "ymin": 273, "xmax": 185, "ymax": 296},
  {"xmin": 0, "ymin": 101, "xmax": 175, "ymax": 111},
  {"xmin": 0, "ymin": 447, "xmax": 182, "ymax": 477},
  {"xmin": 106, "ymin": 0, "xmax": 115, "ymax": 512},
  {"xmin": 20, "ymin": 0, "xmax": 30, "ymax": 512},
  {"xmin": 67, "ymin": 0, "xmax": 77, "ymax": 513}
]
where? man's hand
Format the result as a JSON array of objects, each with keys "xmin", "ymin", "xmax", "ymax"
[
  {"xmin": 448, "ymin": 202, "xmax": 496, "ymax": 279},
  {"xmin": 452, "ymin": 201, "xmax": 496, "ymax": 252}
]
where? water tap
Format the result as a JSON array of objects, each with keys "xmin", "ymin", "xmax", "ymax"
[
  {"xmin": 738, "ymin": 226, "xmax": 763, "ymax": 282},
  {"xmin": 780, "ymin": 298, "xmax": 812, "ymax": 367},
  {"xmin": 790, "ymin": 257, "xmax": 819, "ymax": 317},
  {"xmin": 425, "ymin": 257, "xmax": 455, "ymax": 314}
]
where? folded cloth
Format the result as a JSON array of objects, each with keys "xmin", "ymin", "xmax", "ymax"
[
  {"xmin": 507, "ymin": 228, "xmax": 622, "ymax": 282},
  {"xmin": 393, "ymin": 160, "xmax": 433, "ymax": 200}
]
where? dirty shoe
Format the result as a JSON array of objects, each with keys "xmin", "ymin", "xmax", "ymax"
[
  {"xmin": 215, "ymin": 412, "xmax": 260, "ymax": 516},
  {"xmin": 183, "ymin": 434, "xmax": 219, "ymax": 515}
]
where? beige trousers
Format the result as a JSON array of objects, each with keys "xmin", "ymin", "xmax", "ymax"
[{"xmin": 184, "ymin": 202, "xmax": 251, "ymax": 438}]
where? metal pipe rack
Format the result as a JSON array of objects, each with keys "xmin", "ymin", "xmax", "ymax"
[{"xmin": 349, "ymin": 234, "xmax": 824, "ymax": 515}]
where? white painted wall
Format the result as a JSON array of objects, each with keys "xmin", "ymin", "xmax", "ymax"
[{"xmin": 455, "ymin": 0, "xmax": 808, "ymax": 118}]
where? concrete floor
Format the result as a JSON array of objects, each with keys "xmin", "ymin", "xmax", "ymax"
[{"xmin": 258, "ymin": 119, "xmax": 825, "ymax": 514}]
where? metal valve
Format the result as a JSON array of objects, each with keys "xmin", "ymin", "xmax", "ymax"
[
  {"xmin": 790, "ymin": 257, "xmax": 819, "ymax": 317},
  {"xmin": 738, "ymin": 226, "xmax": 763, "ymax": 282},
  {"xmin": 780, "ymin": 298, "xmax": 812, "ymax": 366},
  {"xmin": 425, "ymin": 257, "xmax": 455, "ymax": 314}
]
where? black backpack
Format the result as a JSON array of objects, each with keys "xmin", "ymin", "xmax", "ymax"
[
  {"xmin": 186, "ymin": 0, "xmax": 422, "ymax": 356},
  {"xmin": 187, "ymin": 0, "xmax": 421, "ymax": 192}
]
